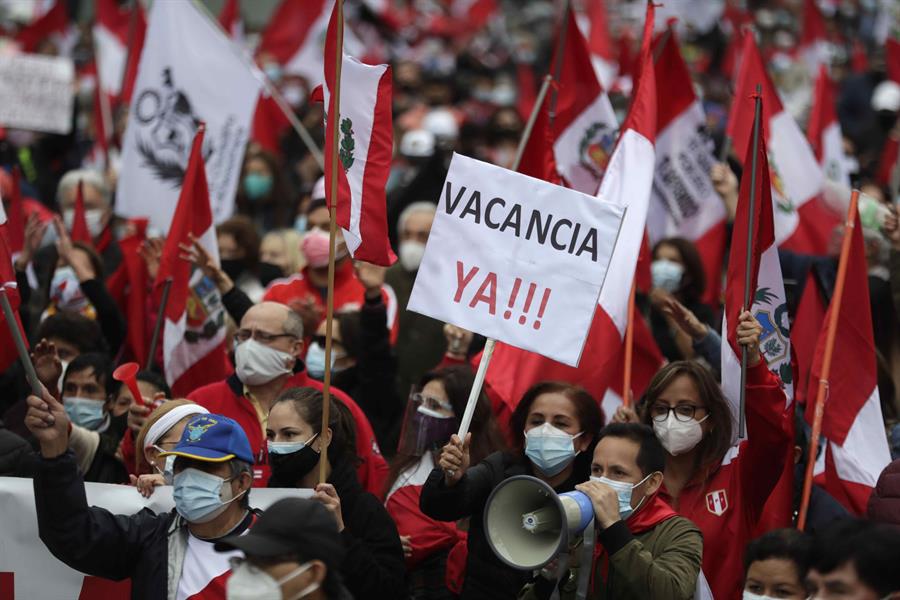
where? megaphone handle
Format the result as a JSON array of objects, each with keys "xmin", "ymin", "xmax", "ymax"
[
  {"xmin": 574, "ymin": 518, "xmax": 595, "ymax": 600},
  {"xmin": 126, "ymin": 377, "xmax": 145, "ymax": 408},
  {"xmin": 457, "ymin": 338, "xmax": 496, "ymax": 438}
]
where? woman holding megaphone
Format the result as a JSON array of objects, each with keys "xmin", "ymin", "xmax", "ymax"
[
  {"xmin": 613, "ymin": 310, "xmax": 793, "ymax": 600},
  {"xmin": 420, "ymin": 381, "xmax": 604, "ymax": 600}
]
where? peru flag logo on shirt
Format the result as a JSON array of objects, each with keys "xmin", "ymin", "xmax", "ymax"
[{"xmin": 706, "ymin": 489, "xmax": 729, "ymax": 516}]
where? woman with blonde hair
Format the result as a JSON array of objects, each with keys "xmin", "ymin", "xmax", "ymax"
[
  {"xmin": 131, "ymin": 400, "xmax": 209, "ymax": 498},
  {"xmin": 259, "ymin": 228, "xmax": 304, "ymax": 286}
]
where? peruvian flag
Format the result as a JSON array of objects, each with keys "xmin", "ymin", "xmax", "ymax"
[
  {"xmin": 0, "ymin": 197, "xmax": 26, "ymax": 373},
  {"xmin": 552, "ymin": 9, "xmax": 618, "ymax": 196},
  {"xmin": 319, "ymin": 0, "xmax": 395, "ymax": 266},
  {"xmin": 257, "ymin": 0, "xmax": 362, "ymax": 89},
  {"xmin": 647, "ymin": 28, "xmax": 727, "ymax": 308},
  {"xmin": 93, "ymin": 0, "xmax": 146, "ymax": 105},
  {"xmin": 219, "ymin": 0, "xmax": 244, "ymax": 43},
  {"xmin": 808, "ymin": 65, "xmax": 851, "ymax": 189},
  {"xmin": 721, "ymin": 99, "xmax": 794, "ymax": 433},
  {"xmin": 800, "ymin": 0, "xmax": 830, "ymax": 75},
  {"xmin": 106, "ymin": 220, "xmax": 150, "ymax": 364},
  {"xmin": 805, "ymin": 204, "xmax": 892, "ymax": 514},
  {"xmin": 485, "ymin": 1, "xmax": 659, "ymax": 423},
  {"xmin": 69, "ymin": 180, "xmax": 91, "ymax": 245},
  {"xmin": 14, "ymin": 0, "xmax": 70, "ymax": 53},
  {"xmin": 155, "ymin": 125, "xmax": 230, "ymax": 397},
  {"xmin": 580, "ymin": 0, "xmax": 618, "ymax": 91},
  {"xmin": 727, "ymin": 31, "xmax": 829, "ymax": 254},
  {"xmin": 517, "ymin": 80, "xmax": 560, "ymax": 185}
]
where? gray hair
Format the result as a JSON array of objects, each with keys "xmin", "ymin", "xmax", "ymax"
[
  {"xmin": 283, "ymin": 309, "xmax": 304, "ymax": 339},
  {"xmin": 397, "ymin": 201, "xmax": 437, "ymax": 234},
  {"xmin": 230, "ymin": 459, "xmax": 253, "ymax": 508},
  {"xmin": 57, "ymin": 169, "xmax": 110, "ymax": 208}
]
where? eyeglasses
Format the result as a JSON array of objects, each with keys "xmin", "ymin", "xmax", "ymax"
[
  {"xmin": 233, "ymin": 329, "xmax": 297, "ymax": 345},
  {"xmin": 649, "ymin": 403, "xmax": 707, "ymax": 423}
]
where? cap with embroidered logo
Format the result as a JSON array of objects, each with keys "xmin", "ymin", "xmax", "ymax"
[{"xmin": 158, "ymin": 414, "xmax": 254, "ymax": 464}]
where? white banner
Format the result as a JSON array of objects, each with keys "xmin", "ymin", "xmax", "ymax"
[
  {"xmin": 0, "ymin": 477, "xmax": 310, "ymax": 599},
  {"xmin": 408, "ymin": 154, "xmax": 625, "ymax": 366},
  {"xmin": 0, "ymin": 53, "xmax": 74, "ymax": 134},
  {"xmin": 115, "ymin": 0, "xmax": 262, "ymax": 232}
]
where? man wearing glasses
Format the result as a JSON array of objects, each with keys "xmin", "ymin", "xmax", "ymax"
[{"xmin": 187, "ymin": 302, "xmax": 388, "ymax": 494}]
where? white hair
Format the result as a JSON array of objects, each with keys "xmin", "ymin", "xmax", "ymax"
[
  {"xmin": 57, "ymin": 169, "xmax": 110, "ymax": 208},
  {"xmin": 397, "ymin": 202, "xmax": 437, "ymax": 234}
]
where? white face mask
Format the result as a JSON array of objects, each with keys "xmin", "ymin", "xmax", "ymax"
[
  {"xmin": 234, "ymin": 338, "xmax": 294, "ymax": 386},
  {"xmin": 651, "ymin": 259, "xmax": 684, "ymax": 293},
  {"xmin": 653, "ymin": 412, "xmax": 708, "ymax": 456},
  {"xmin": 398, "ymin": 240, "xmax": 426, "ymax": 272},
  {"xmin": 742, "ymin": 592, "xmax": 778, "ymax": 600},
  {"xmin": 227, "ymin": 560, "xmax": 318, "ymax": 600},
  {"xmin": 62, "ymin": 208, "xmax": 106, "ymax": 238}
]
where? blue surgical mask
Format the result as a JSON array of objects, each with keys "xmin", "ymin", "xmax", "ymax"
[
  {"xmin": 173, "ymin": 467, "xmax": 244, "ymax": 524},
  {"xmin": 524, "ymin": 423, "xmax": 583, "ymax": 477},
  {"xmin": 590, "ymin": 473, "xmax": 654, "ymax": 521},
  {"xmin": 267, "ymin": 433, "xmax": 317, "ymax": 455},
  {"xmin": 152, "ymin": 447, "xmax": 176, "ymax": 482},
  {"xmin": 651, "ymin": 259, "xmax": 684, "ymax": 293},
  {"xmin": 242, "ymin": 173, "xmax": 274, "ymax": 200},
  {"xmin": 64, "ymin": 396, "xmax": 106, "ymax": 430},
  {"xmin": 305, "ymin": 342, "xmax": 333, "ymax": 380}
]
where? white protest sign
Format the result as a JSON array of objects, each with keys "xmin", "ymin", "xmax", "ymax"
[
  {"xmin": 408, "ymin": 154, "xmax": 625, "ymax": 366},
  {"xmin": 0, "ymin": 477, "xmax": 310, "ymax": 599},
  {"xmin": 115, "ymin": 0, "xmax": 262, "ymax": 232},
  {"xmin": 0, "ymin": 53, "xmax": 74, "ymax": 134}
]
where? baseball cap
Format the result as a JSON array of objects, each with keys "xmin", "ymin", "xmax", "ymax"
[
  {"xmin": 159, "ymin": 414, "xmax": 254, "ymax": 464},
  {"xmin": 215, "ymin": 498, "xmax": 345, "ymax": 568}
]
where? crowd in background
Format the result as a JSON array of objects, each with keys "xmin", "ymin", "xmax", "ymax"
[{"xmin": 2, "ymin": 0, "xmax": 900, "ymax": 599}]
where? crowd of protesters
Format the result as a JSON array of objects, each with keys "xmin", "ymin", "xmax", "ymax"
[{"xmin": 2, "ymin": 0, "xmax": 900, "ymax": 599}]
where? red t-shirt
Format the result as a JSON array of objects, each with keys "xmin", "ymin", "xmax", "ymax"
[
  {"xmin": 188, "ymin": 370, "xmax": 389, "ymax": 497},
  {"xmin": 659, "ymin": 362, "xmax": 792, "ymax": 600},
  {"xmin": 263, "ymin": 260, "xmax": 399, "ymax": 344}
]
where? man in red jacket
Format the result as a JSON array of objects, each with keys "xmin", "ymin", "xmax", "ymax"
[{"xmin": 188, "ymin": 301, "xmax": 388, "ymax": 496}]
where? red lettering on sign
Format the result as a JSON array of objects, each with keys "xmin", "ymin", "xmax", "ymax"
[
  {"xmin": 504, "ymin": 278, "xmax": 522, "ymax": 320},
  {"xmin": 518, "ymin": 283, "xmax": 536, "ymax": 325},
  {"xmin": 454, "ymin": 261, "xmax": 479, "ymax": 303},
  {"xmin": 533, "ymin": 288, "xmax": 551, "ymax": 330},
  {"xmin": 453, "ymin": 261, "xmax": 552, "ymax": 329},
  {"xmin": 469, "ymin": 272, "xmax": 497, "ymax": 315}
]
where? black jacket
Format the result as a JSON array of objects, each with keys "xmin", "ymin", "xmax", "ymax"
[
  {"xmin": 0, "ymin": 421, "xmax": 34, "ymax": 476},
  {"xmin": 329, "ymin": 458, "xmax": 408, "ymax": 600},
  {"xmin": 34, "ymin": 451, "xmax": 174, "ymax": 600},
  {"xmin": 419, "ymin": 451, "xmax": 589, "ymax": 600}
]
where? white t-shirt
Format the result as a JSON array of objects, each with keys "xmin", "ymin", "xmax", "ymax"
[{"xmin": 175, "ymin": 532, "xmax": 242, "ymax": 600}]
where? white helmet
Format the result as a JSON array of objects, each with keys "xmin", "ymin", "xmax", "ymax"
[
  {"xmin": 400, "ymin": 129, "xmax": 436, "ymax": 158},
  {"xmin": 422, "ymin": 108, "xmax": 459, "ymax": 142}
]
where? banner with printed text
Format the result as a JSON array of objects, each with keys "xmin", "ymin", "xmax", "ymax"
[
  {"xmin": 0, "ymin": 53, "xmax": 74, "ymax": 134},
  {"xmin": 408, "ymin": 154, "xmax": 625, "ymax": 366}
]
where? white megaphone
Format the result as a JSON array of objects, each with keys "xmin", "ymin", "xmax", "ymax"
[{"xmin": 483, "ymin": 475, "xmax": 594, "ymax": 570}]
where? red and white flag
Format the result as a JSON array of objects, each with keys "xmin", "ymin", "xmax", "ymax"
[
  {"xmin": 69, "ymin": 180, "xmax": 91, "ymax": 245},
  {"xmin": 647, "ymin": 28, "xmax": 727, "ymax": 308},
  {"xmin": 485, "ymin": 1, "xmax": 659, "ymax": 422},
  {"xmin": 257, "ymin": 0, "xmax": 362, "ymax": 90},
  {"xmin": 579, "ymin": 0, "xmax": 617, "ymax": 91},
  {"xmin": 92, "ymin": 0, "xmax": 146, "ymax": 105},
  {"xmin": 154, "ymin": 126, "xmax": 229, "ymax": 397},
  {"xmin": 808, "ymin": 65, "xmax": 851, "ymax": 189},
  {"xmin": 886, "ymin": 38, "xmax": 900, "ymax": 84},
  {"xmin": 552, "ymin": 9, "xmax": 618, "ymax": 196},
  {"xmin": 727, "ymin": 31, "xmax": 831, "ymax": 254},
  {"xmin": 319, "ymin": 0, "xmax": 395, "ymax": 266},
  {"xmin": 0, "ymin": 196, "xmax": 26, "ymax": 373},
  {"xmin": 218, "ymin": 0, "xmax": 244, "ymax": 43},
  {"xmin": 721, "ymin": 101, "xmax": 794, "ymax": 431},
  {"xmin": 800, "ymin": 0, "xmax": 830, "ymax": 75},
  {"xmin": 805, "ymin": 206, "xmax": 892, "ymax": 515},
  {"xmin": 14, "ymin": 0, "xmax": 70, "ymax": 54}
]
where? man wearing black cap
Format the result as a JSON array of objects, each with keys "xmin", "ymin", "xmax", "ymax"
[
  {"xmin": 218, "ymin": 497, "xmax": 352, "ymax": 600},
  {"xmin": 26, "ymin": 388, "xmax": 256, "ymax": 600}
]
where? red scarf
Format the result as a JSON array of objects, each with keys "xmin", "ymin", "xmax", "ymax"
[{"xmin": 592, "ymin": 494, "xmax": 679, "ymax": 587}]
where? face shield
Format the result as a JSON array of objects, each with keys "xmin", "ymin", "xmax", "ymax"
[{"xmin": 396, "ymin": 391, "xmax": 458, "ymax": 457}]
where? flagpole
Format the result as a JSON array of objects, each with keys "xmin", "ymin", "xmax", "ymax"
[
  {"xmin": 622, "ymin": 280, "xmax": 637, "ymax": 407},
  {"xmin": 188, "ymin": 0, "xmax": 325, "ymax": 171},
  {"xmin": 455, "ymin": 75, "xmax": 554, "ymax": 442},
  {"xmin": 547, "ymin": 0, "xmax": 571, "ymax": 131},
  {"xmin": 797, "ymin": 189, "xmax": 860, "ymax": 531},
  {"xmin": 738, "ymin": 84, "xmax": 763, "ymax": 440},
  {"xmin": 146, "ymin": 277, "xmax": 172, "ymax": 369},
  {"xmin": 118, "ymin": 0, "xmax": 140, "ymax": 104},
  {"xmin": 320, "ymin": 0, "xmax": 345, "ymax": 486},
  {"xmin": 0, "ymin": 289, "xmax": 41, "ymax": 396}
]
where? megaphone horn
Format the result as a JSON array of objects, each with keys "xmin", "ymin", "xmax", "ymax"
[{"xmin": 484, "ymin": 475, "xmax": 594, "ymax": 570}]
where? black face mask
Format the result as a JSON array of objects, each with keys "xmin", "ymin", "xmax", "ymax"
[
  {"xmin": 257, "ymin": 262, "xmax": 284, "ymax": 287},
  {"xmin": 220, "ymin": 259, "xmax": 245, "ymax": 281},
  {"xmin": 269, "ymin": 445, "xmax": 321, "ymax": 486}
]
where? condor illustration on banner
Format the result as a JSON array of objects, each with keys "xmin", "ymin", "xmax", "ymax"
[{"xmin": 408, "ymin": 153, "xmax": 625, "ymax": 367}]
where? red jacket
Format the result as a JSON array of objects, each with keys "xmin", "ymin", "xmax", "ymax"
[
  {"xmin": 263, "ymin": 261, "xmax": 399, "ymax": 343},
  {"xmin": 188, "ymin": 370, "xmax": 389, "ymax": 498},
  {"xmin": 658, "ymin": 362, "xmax": 792, "ymax": 600}
]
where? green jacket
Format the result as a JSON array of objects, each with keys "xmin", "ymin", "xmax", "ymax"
[{"xmin": 519, "ymin": 515, "xmax": 702, "ymax": 600}]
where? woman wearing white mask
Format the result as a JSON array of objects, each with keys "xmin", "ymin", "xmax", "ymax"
[
  {"xmin": 420, "ymin": 381, "xmax": 604, "ymax": 600},
  {"xmin": 628, "ymin": 310, "xmax": 792, "ymax": 600},
  {"xmin": 131, "ymin": 400, "xmax": 209, "ymax": 498}
]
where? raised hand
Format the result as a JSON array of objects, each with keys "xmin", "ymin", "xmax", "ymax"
[
  {"xmin": 130, "ymin": 473, "xmax": 166, "ymax": 499},
  {"xmin": 660, "ymin": 296, "xmax": 709, "ymax": 341},
  {"xmin": 178, "ymin": 233, "xmax": 232, "ymax": 293},
  {"xmin": 139, "ymin": 238, "xmax": 164, "ymax": 281},
  {"xmin": 575, "ymin": 479, "xmax": 622, "ymax": 529},
  {"xmin": 611, "ymin": 405, "xmax": 640, "ymax": 424},
  {"xmin": 443, "ymin": 324, "xmax": 474, "ymax": 358},
  {"xmin": 24, "ymin": 386, "xmax": 69, "ymax": 458},
  {"xmin": 353, "ymin": 261, "xmax": 386, "ymax": 299},
  {"xmin": 439, "ymin": 433, "xmax": 471, "ymax": 487},
  {"xmin": 30, "ymin": 338, "xmax": 62, "ymax": 396},
  {"xmin": 14, "ymin": 212, "xmax": 48, "ymax": 271},
  {"xmin": 287, "ymin": 294, "xmax": 324, "ymax": 335},
  {"xmin": 736, "ymin": 310, "xmax": 763, "ymax": 367}
]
